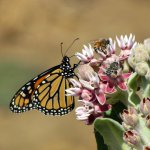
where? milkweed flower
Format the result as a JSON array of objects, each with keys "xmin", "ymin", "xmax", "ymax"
[
  {"xmin": 123, "ymin": 130, "xmax": 141, "ymax": 147},
  {"xmin": 109, "ymin": 38, "xmax": 116, "ymax": 55},
  {"xmin": 75, "ymin": 100, "xmax": 111, "ymax": 125},
  {"xmin": 140, "ymin": 98, "xmax": 150, "ymax": 116},
  {"xmin": 143, "ymin": 145, "xmax": 150, "ymax": 150},
  {"xmin": 99, "ymin": 57, "xmax": 131, "ymax": 93},
  {"xmin": 75, "ymin": 44, "xmax": 98, "ymax": 65},
  {"xmin": 116, "ymin": 34, "xmax": 137, "ymax": 60},
  {"xmin": 66, "ymin": 35, "xmax": 133, "ymax": 125},
  {"xmin": 66, "ymin": 65, "xmax": 107, "ymax": 105},
  {"xmin": 65, "ymin": 79, "xmax": 82, "ymax": 96},
  {"xmin": 66, "ymin": 35, "xmax": 150, "ymax": 149},
  {"xmin": 96, "ymin": 38, "xmax": 116, "ymax": 61},
  {"xmin": 66, "ymin": 63, "xmax": 111, "ymax": 124},
  {"xmin": 77, "ymin": 63, "xmax": 96, "ymax": 81},
  {"xmin": 79, "ymin": 65, "xmax": 107, "ymax": 105},
  {"xmin": 116, "ymin": 34, "xmax": 136, "ymax": 50},
  {"xmin": 146, "ymin": 114, "xmax": 150, "ymax": 128},
  {"xmin": 121, "ymin": 99, "xmax": 150, "ymax": 149},
  {"xmin": 120, "ymin": 107, "xmax": 138, "ymax": 127},
  {"xmin": 75, "ymin": 100, "xmax": 102, "ymax": 125}
]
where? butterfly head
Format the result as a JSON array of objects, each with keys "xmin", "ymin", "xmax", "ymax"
[
  {"xmin": 60, "ymin": 56, "xmax": 76, "ymax": 78},
  {"xmin": 62, "ymin": 56, "xmax": 70, "ymax": 63}
]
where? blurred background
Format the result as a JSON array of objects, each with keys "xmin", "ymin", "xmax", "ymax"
[{"xmin": 0, "ymin": 0, "xmax": 150, "ymax": 149}]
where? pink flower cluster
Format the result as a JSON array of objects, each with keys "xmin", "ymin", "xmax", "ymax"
[{"xmin": 66, "ymin": 34, "xmax": 136, "ymax": 124}]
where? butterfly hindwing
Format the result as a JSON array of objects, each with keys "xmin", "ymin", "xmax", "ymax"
[{"xmin": 33, "ymin": 71, "xmax": 75, "ymax": 116}]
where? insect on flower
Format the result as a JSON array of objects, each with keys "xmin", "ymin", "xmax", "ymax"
[
  {"xmin": 93, "ymin": 38, "xmax": 110, "ymax": 55},
  {"xmin": 9, "ymin": 38, "xmax": 80, "ymax": 116},
  {"xmin": 105, "ymin": 61, "xmax": 122, "ymax": 78}
]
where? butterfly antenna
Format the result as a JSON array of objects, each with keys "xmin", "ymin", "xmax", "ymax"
[
  {"xmin": 69, "ymin": 54, "xmax": 75, "ymax": 58},
  {"xmin": 60, "ymin": 42, "xmax": 64, "ymax": 57},
  {"xmin": 64, "ymin": 38, "xmax": 79, "ymax": 56}
]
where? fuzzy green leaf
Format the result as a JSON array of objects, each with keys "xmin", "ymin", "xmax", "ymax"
[
  {"xmin": 135, "ymin": 116, "xmax": 150, "ymax": 145},
  {"xmin": 140, "ymin": 76, "xmax": 150, "ymax": 98},
  {"xmin": 94, "ymin": 118, "xmax": 131, "ymax": 150},
  {"xmin": 127, "ymin": 72, "xmax": 141, "ymax": 106},
  {"xmin": 94, "ymin": 129, "xmax": 108, "ymax": 150}
]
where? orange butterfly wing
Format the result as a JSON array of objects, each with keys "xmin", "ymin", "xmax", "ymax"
[
  {"xmin": 9, "ymin": 65, "xmax": 61, "ymax": 113},
  {"xmin": 33, "ymin": 73, "xmax": 74, "ymax": 116},
  {"xmin": 10, "ymin": 64, "xmax": 75, "ymax": 115}
]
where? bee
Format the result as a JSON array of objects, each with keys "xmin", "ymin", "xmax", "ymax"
[
  {"xmin": 105, "ymin": 62, "xmax": 122, "ymax": 78},
  {"xmin": 109, "ymin": 62, "xmax": 120, "ymax": 71},
  {"xmin": 106, "ymin": 68, "xmax": 118, "ymax": 78},
  {"xmin": 93, "ymin": 39, "xmax": 110, "ymax": 55}
]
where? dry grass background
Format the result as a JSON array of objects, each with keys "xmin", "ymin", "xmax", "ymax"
[{"xmin": 0, "ymin": 0, "xmax": 150, "ymax": 150}]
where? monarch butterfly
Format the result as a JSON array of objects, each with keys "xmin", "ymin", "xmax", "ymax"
[{"xmin": 9, "ymin": 39, "xmax": 79, "ymax": 116}]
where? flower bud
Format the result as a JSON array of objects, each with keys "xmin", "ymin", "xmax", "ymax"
[
  {"xmin": 145, "ymin": 69, "xmax": 150, "ymax": 81},
  {"xmin": 143, "ymin": 145, "xmax": 150, "ymax": 150},
  {"xmin": 75, "ymin": 101, "xmax": 94, "ymax": 122},
  {"xmin": 81, "ymin": 89, "xmax": 94, "ymax": 101},
  {"xmin": 140, "ymin": 98, "xmax": 150, "ymax": 116},
  {"xmin": 134, "ymin": 44, "xmax": 149, "ymax": 62},
  {"xmin": 128, "ymin": 55, "xmax": 136, "ymax": 68},
  {"xmin": 121, "ymin": 107, "xmax": 138, "ymax": 127},
  {"xmin": 123, "ymin": 130, "xmax": 141, "ymax": 147},
  {"xmin": 135, "ymin": 62, "xmax": 149, "ymax": 76},
  {"xmin": 144, "ymin": 38, "xmax": 150, "ymax": 55},
  {"xmin": 78, "ymin": 64, "xmax": 95, "ymax": 81},
  {"xmin": 146, "ymin": 114, "xmax": 150, "ymax": 128}
]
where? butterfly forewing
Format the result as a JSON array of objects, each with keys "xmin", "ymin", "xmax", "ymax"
[
  {"xmin": 9, "ymin": 65, "xmax": 61, "ymax": 113},
  {"xmin": 10, "ymin": 81, "xmax": 35, "ymax": 113}
]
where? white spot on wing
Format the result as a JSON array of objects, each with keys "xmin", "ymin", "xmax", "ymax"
[
  {"xmin": 46, "ymin": 74, "xmax": 50, "ymax": 78},
  {"xmin": 27, "ymin": 86, "xmax": 31, "ymax": 90}
]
